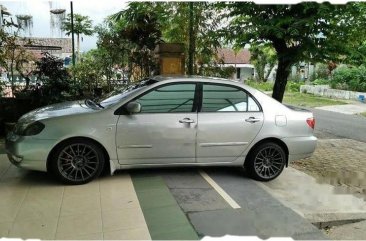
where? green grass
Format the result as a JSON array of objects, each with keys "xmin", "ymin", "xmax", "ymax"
[
  {"xmin": 283, "ymin": 92, "xmax": 347, "ymax": 108},
  {"xmin": 246, "ymin": 80, "xmax": 274, "ymax": 91},
  {"xmin": 360, "ymin": 112, "xmax": 366, "ymax": 117}
]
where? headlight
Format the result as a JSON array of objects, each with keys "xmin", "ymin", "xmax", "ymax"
[{"xmin": 15, "ymin": 121, "xmax": 45, "ymax": 136}]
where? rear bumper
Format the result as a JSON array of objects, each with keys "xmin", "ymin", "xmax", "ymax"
[{"xmin": 282, "ymin": 136, "xmax": 317, "ymax": 162}]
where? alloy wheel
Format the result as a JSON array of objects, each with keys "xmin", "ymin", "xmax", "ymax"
[
  {"xmin": 253, "ymin": 146, "xmax": 285, "ymax": 179},
  {"xmin": 57, "ymin": 143, "xmax": 99, "ymax": 182}
]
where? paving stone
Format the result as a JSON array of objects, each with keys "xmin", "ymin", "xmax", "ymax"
[
  {"xmin": 291, "ymin": 138, "xmax": 366, "ymax": 200},
  {"xmin": 170, "ymin": 188, "xmax": 229, "ymax": 212}
]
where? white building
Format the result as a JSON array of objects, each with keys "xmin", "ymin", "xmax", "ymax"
[{"xmin": 217, "ymin": 48, "xmax": 254, "ymax": 82}]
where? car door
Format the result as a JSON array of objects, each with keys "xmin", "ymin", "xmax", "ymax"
[
  {"xmin": 116, "ymin": 83, "xmax": 198, "ymax": 165},
  {"xmin": 196, "ymin": 83, "xmax": 264, "ymax": 163}
]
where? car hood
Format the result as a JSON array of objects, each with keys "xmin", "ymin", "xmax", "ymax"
[{"xmin": 18, "ymin": 100, "xmax": 96, "ymax": 124}]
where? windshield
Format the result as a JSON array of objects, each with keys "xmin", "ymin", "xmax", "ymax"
[
  {"xmin": 99, "ymin": 87, "xmax": 144, "ymax": 108},
  {"xmin": 97, "ymin": 78, "xmax": 158, "ymax": 108}
]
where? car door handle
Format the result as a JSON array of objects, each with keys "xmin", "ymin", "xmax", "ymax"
[
  {"xmin": 179, "ymin": 118, "xmax": 195, "ymax": 124},
  {"xmin": 245, "ymin": 117, "xmax": 261, "ymax": 123}
]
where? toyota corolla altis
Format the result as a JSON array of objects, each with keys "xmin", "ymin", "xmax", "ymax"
[{"xmin": 6, "ymin": 76, "xmax": 317, "ymax": 184}]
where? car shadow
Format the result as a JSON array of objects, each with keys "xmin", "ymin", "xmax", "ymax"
[{"xmin": 111, "ymin": 165, "xmax": 251, "ymax": 180}]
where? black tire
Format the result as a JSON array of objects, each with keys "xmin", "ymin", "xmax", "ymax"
[
  {"xmin": 246, "ymin": 142, "xmax": 286, "ymax": 182},
  {"xmin": 49, "ymin": 138, "xmax": 105, "ymax": 185}
]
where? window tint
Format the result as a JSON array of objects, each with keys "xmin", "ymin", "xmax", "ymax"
[
  {"xmin": 202, "ymin": 84, "xmax": 260, "ymax": 112},
  {"xmin": 135, "ymin": 84, "xmax": 196, "ymax": 113}
]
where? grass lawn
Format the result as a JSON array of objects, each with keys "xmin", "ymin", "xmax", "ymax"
[
  {"xmin": 360, "ymin": 112, "xmax": 366, "ymax": 117},
  {"xmin": 283, "ymin": 92, "xmax": 348, "ymax": 108}
]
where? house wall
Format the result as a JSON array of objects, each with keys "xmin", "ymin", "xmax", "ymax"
[
  {"xmin": 240, "ymin": 67, "xmax": 254, "ymax": 81},
  {"xmin": 229, "ymin": 67, "xmax": 254, "ymax": 82}
]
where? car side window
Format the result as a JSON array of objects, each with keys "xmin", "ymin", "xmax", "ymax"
[
  {"xmin": 202, "ymin": 84, "xmax": 260, "ymax": 112},
  {"xmin": 135, "ymin": 83, "xmax": 196, "ymax": 113}
]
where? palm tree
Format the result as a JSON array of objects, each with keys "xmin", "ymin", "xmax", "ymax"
[{"xmin": 62, "ymin": 13, "xmax": 93, "ymax": 60}]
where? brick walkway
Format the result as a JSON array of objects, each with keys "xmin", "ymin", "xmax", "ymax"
[{"xmin": 291, "ymin": 138, "xmax": 366, "ymax": 200}]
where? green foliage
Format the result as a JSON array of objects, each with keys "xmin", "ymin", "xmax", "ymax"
[
  {"xmin": 312, "ymin": 78, "xmax": 330, "ymax": 85},
  {"xmin": 283, "ymin": 92, "xmax": 347, "ymax": 108},
  {"xmin": 330, "ymin": 66, "xmax": 366, "ymax": 92},
  {"xmin": 344, "ymin": 41, "xmax": 366, "ymax": 66},
  {"xmin": 161, "ymin": 2, "xmax": 222, "ymax": 74},
  {"xmin": 108, "ymin": 2, "xmax": 162, "ymax": 80},
  {"xmin": 62, "ymin": 13, "xmax": 94, "ymax": 57},
  {"xmin": 314, "ymin": 63, "xmax": 329, "ymax": 80},
  {"xmin": 62, "ymin": 13, "xmax": 93, "ymax": 37},
  {"xmin": 247, "ymin": 80, "xmax": 302, "ymax": 93},
  {"xmin": 250, "ymin": 44, "xmax": 277, "ymax": 82},
  {"xmin": 221, "ymin": 2, "xmax": 366, "ymax": 102},
  {"xmin": 200, "ymin": 66, "xmax": 236, "ymax": 79},
  {"xmin": 246, "ymin": 80, "xmax": 274, "ymax": 91},
  {"xmin": 71, "ymin": 49, "xmax": 118, "ymax": 94},
  {"xmin": 285, "ymin": 82, "xmax": 302, "ymax": 93},
  {"xmin": 0, "ymin": 81, "xmax": 5, "ymax": 97},
  {"xmin": 34, "ymin": 53, "xmax": 73, "ymax": 104},
  {"xmin": 108, "ymin": 2, "xmax": 223, "ymax": 78},
  {"xmin": 0, "ymin": 29, "xmax": 8, "ymax": 68}
]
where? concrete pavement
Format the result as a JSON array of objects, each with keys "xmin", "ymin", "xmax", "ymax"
[
  {"xmin": 258, "ymin": 167, "xmax": 366, "ymax": 223},
  {"xmin": 316, "ymin": 102, "xmax": 366, "ymax": 115}
]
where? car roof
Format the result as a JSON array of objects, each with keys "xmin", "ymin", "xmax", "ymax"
[
  {"xmin": 148, "ymin": 75, "xmax": 263, "ymax": 94},
  {"xmin": 150, "ymin": 75, "xmax": 242, "ymax": 85}
]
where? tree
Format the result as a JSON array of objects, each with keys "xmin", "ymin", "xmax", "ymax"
[
  {"xmin": 250, "ymin": 44, "xmax": 277, "ymax": 82},
  {"xmin": 161, "ymin": 2, "xmax": 222, "ymax": 75},
  {"xmin": 110, "ymin": 2, "xmax": 223, "ymax": 77},
  {"xmin": 222, "ymin": 2, "xmax": 366, "ymax": 102},
  {"xmin": 109, "ymin": 2, "xmax": 162, "ymax": 80},
  {"xmin": 62, "ymin": 14, "xmax": 93, "ymax": 59},
  {"xmin": 14, "ymin": 43, "xmax": 36, "ymax": 91},
  {"xmin": 35, "ymin": 52, "xmax": 72, "ymax": 104},
  {"xmin": 95, "ymin": 23, "xmax": 131, "ymax": 86},
  {"xmin": 344, "ymin": 41, "xmax": 366, "ymax": 66},
  {"xmin": 71, "ymin": 51, "xmax": 102, "ymax": 94}
]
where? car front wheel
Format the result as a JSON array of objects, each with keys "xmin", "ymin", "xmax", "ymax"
[
  {"xmin": 50, "ymin": 139, "xmax": 105, "ymax": 185},
  {"xmin": 246, "ymin": 142, "xmax": 286, "ymax": 181}
]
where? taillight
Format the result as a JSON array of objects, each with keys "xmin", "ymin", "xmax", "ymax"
[{"xmin": 306, "ymin": 117, "xmax": 315, "ymax": 129}]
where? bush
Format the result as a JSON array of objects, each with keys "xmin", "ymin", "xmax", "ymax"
[
  {"xmin": 314, "ymin": 63, "xmax": 329, "ymax": 80},
  {"xmin": 331, "ymin": 66, "xmax": 366, "ymax": 92},
  {"xmin": 0, "ymin": 81, "xmax": 4, "ymax": 97},
  {"xmin": 286, "ymin": 81, "xmax": 302, "ymax": 92},
  {"xmin": 312, "ymin": 78, "xmax": 330, "ymax": 85}
]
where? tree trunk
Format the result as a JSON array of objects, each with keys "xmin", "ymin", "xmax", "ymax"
[
  {"xmin": 272, "ymin": 56, "xmax": 291, "ymax": 102},
  {"xmin": 10, "ymin": 59, "xmax": 14, "ymax": 93},
  {"xmin": 187, "ymin": 2, "xmax": 195, "ymax": 75},
  {"xmin": 77, "ymin": 34, "xmax": 80, "ymax": 61}
]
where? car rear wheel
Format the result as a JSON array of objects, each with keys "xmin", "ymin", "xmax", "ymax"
[
  {"xmin": 50, "ymin": 139, "xmax": 105, "ymax": 185},
  {"xmin": 246, "ymin": 142, "xmax": 286, "ymax": 181}
]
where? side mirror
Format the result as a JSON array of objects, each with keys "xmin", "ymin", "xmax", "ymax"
[{"xmin": 126, "ymin": 101, "xmax": 141, "ymax": 114}]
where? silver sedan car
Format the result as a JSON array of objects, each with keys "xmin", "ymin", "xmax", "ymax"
[{"xmin": 5, "ymin": 76, "xmax": 317, "ymax": 184}]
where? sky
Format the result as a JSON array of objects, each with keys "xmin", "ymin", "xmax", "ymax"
[{"xmin": 0, "ymin": 0, "xmax": 127, "ymax": 51}]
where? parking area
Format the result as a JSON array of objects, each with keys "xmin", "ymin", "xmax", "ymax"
[
  {"xmin": 0, "ymin": 156, "xmax": 151, "ymax": 239},
  {"xmin": 0, "ymin": 152, "xmax": 329, "ymax": 240}
]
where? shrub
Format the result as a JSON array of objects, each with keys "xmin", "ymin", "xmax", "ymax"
[
  {"xmin": 331, "ymin": 66, "xmax": 366, "ymax": 92},
  {"xmin": 312, "ymin": 78, "xmax": 330, "ymax": 85},
  {"xmin": 286, "ymin": 81, "xmax": 302, "ymax": 92}
]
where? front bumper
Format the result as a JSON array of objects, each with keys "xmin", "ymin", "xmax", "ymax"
[{"xmin": 5, "ymin": 132, "xmax": 56, "ymax": 172}]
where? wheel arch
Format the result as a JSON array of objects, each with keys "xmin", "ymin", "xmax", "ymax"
[
  {"xmin": 46, "ymin": 136, "xmax": 111, "ymax": 174},
  {"xmin": 244, "ymin": 137, "xmax": 289, "ymax": 167}
]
